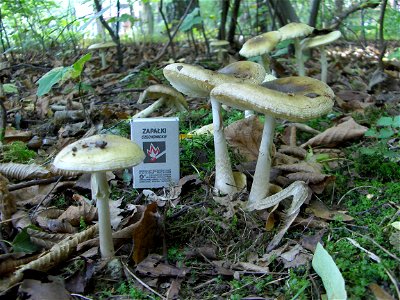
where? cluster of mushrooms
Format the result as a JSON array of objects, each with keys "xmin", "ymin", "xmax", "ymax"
[{"xmin": 52, "ymin": 22, "xmax": 337, "ymax": 259}]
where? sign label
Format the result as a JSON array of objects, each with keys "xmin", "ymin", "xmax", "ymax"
[{"xmin": 131, "ymin": 117, "xmax": 179, "ymax": 188}]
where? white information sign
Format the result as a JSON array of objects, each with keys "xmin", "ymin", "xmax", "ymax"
[{"xmin": 131, "ymin": 117, "xmax": 180, "ymax": 188}]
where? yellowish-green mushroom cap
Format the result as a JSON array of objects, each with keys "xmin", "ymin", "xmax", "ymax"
[
  {"xmin": 88, "ymin": 41, "xmax": 117, "ymax": 50},
  {"xmin": 218, "ymin": 61, "xmax": 266, "ymax": 83},
  {"xmin": 53, "ymin": 134, "xmax": 145, "ymax": 172},
  {"xmin": 163, "ymin": 62, "xmax": 265, "ymax": 98},
  {"xmin": 301, "ymin": 30, "xmax": 342, "ymax": 50},
  {"xmin": 210, "ymin": 76, "xmax": 334, "ymax": 121},
  {"xmin": 239, "ymin": 31, "xmax": 281, "ymax": 58},
  {"xmin": 137, "ymin": 84, "xmax": 188, "ymax": 109},
  {"xmin": 278, "ymin": 22, "xmax": 314, "ymax": 40}
]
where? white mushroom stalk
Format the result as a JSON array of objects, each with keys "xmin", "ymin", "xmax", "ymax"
[
  {"xmin": 53, "ymin": 134, "xmax": 145, "ymax": 258},
  {"xmin": 210, "ymin": 77, "xmax": 334, "ymax": 206},
  {"xmin": 301, "ymin": 31, "xmax": 342, "ymax": 83},
  {"xmin": 163, "ymin": 62, "xmax": 265, "ymax": 195},
  {"xmin": 278, "ymin": 23, "xmax": 314, "ymax": 76}
]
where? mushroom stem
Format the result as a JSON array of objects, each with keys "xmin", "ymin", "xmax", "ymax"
[
  {"xmin": 248, "ymin": 115, "xmax": 276, "ymax": 204},
  {"xmin": 319, "ymin": 46, "xmax": 328, "ymax": 83},
  {"xmin": 92, "ymin": 172, "xmax": 114, "ymax": 258},
  {"xmin": 294, "ymin": 38, "xmax": 305, "ymax": 76},
  {"xmin": 100, "ymin": 49, "xmax": 107, "ymax": 69},
  {"xmin": 132, "ymin": 97, "xmax": 166, "ymax": 118},
  {"xmin": 260, "ymin": 53, "xmax": 271, "ymax": 73},
  {"xmin": 211, "ymin": 97, "xmax": 237, "ymax": 195}
]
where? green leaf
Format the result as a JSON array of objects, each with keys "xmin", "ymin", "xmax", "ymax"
[
  {"xmin": 3, "ymin": 83, "xmax": 18, "ymax": 94},
  {"xmin": 12, "ymin": 228, "xmax": 39, "ymax": 253},
  {"xmin": 364, "ymin": 128, "xmax": 378, "ymax": 137},
  {"xmin": 71, "ymin": 53, "xmax": 92, "ymax": 78},
  {"xmin": 392, "ymin": 116, "xmax": 400, "ymax": 128},
  {"xmin": 377, "ymin": 128, "xmax": 394, "ymax": 139},
  {"xmin": 36, "ymin": 66, "xmax": 73, "ymax": 96},
  {"xmin": 312, "ymin": 243, "xmax": 347, "ymax": 300},
  {"xmin": 376, "ymin": 116, "xmax": 393, "ymax": 127},
  {"xmin": 180, "ymin": 8, "xmax": 202, "ymax": 32}
]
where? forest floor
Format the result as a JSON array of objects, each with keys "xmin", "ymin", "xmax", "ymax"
[{"xmin": 0, "ymin": 41, "xmax": 399, "ymax": 299}]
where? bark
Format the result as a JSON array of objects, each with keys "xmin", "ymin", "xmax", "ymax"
[
  {"xmin": 268, "ymin": 0, "xmax": 299, "ymax": 27},
  {"xmin": 227, "ymin": 0, "xmax": 241, "ymax": 43},
  {"xmin": 159, "ymin": 0, "xmax": 176, "ymax": 59},
  {"xmin": 93, "ymin": 0, "xmax": 123, "ymax": 69},
  {"xmin": 218, "ymin": 0, "xmax": 229, "ymax": 40},
  {"xmin": 378, "ymin": 0, "xmax": 388, "ymax": 71},
  {"xmin": 143, "ymin": 0, "xmax": 154, "ymax": 37},
  {"xmin": 308, "ymin": 0, "xmax": 321, "ymax": 27}
]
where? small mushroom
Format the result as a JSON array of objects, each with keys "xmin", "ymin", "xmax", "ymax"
[
  {"xmin": 278, "ymin": 23, "xmax": 314, "ymax": 76},
  {"xmin": 301, "ymin": 30, "xmax": 342, "ymax": 83},
  {"xmin": 239, "ymin": 31, "xmax": 281, "ymax": 73},
  {"xmin": 53, "ymin": 134, "xmax": 145, "ymax": 258},
  {"xmin": 88, "ymin": 42, "xmax": 117, "ymax": 69},
  {"xmin": 163, "ymin": 62, "xmax": 265, "ymax": 195},
  {"xmin": 133, "ymin": 84, "xmax": 188, "ymax": 118},
  {"xmin": 210, "ymin": 40, "xmax": 230, "ymax": 64},
  {"xmin": 210, "ymin": 76, "xmax": 334, "ymax": 206}
]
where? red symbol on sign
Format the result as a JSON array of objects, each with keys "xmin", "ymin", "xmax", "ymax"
[{"xmin": 147, "ymin": 143, "xmax": 160, "ymax": 162}]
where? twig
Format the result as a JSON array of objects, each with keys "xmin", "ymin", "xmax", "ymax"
[
  {"xmin": 121, "ymin": 261, "xmax": 166, "ymax": 300},
  {"xmin": 31, "ymin": 176, "xmax": 63, "ymax": 215},
  {"xmin": 8, "ymin": 176, "xmax": 62, "ymax": 191},
  {"xmin": 384, "ymin": 268, "xmax": 400, "ymax": 300},
  {"xmin": 337, "ymin": 186, "xmax": 377, "ymax": 205},
  {"xmin": 342, "ymin": 227, "xmax": 400, "ymax": 262},
  {"xmin": 70, "ymin": 294, "xmax": 93, "ymax": 300}
]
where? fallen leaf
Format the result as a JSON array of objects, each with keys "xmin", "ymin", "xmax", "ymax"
[
  {"xmin": 225, "ymin": 115, "xmax": 263, "ymax": 161},
  {"xmin": 279, "ymin": 244, "xmax": 311, "ymax": 269},
  {"xmin": 132, "ymin": 202, "xmax": 163, "ymax": 264},
  {"xmin": 369, "ymin": 283, "xmax": 396, "ymax": 300},
  {"xmin": 109, "ymin": 198, "xmax": 123, "ymax": 230},
  {"xmin": 301, "ymin": 118, "xmax": 368, "ymax": 148},
  {"xmin": 307, "ymin": 200, "xmax": 354, "ymax": 222},
  {"xmin": 0, "ymin": 174, "xmax": 16, "ymax": 225},
  {"xmin": 300, "ymin": 229, "xmax": 327, "ymax": 252},
  {"xmin": 58, "ymin": 196, "xmax": 97, "ymax": 226},
  {"xmin": 312, "ymin": 243, "xmax": 347, "ymax": 300},
  {"xmin": 136, "ymin": 254, "xmax": 189, "ymax": 277},
  {"xmin": 18, "ymin": 276, "xmax": 72, "ymax": 300}
]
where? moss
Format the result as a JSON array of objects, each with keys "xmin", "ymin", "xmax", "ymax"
[{"xmin": 1, "ymin": 141, "xmax": 36, "ymax": 163}]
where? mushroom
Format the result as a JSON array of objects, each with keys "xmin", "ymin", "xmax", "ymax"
[
  {"xmin": 53, "ymin": 134, "xmax": 145, "ymax": 258},
  {"xmin": 210, "ymin": 76, "xmax": 334, "ymax": 205},
  {"xmin": 278, "ymin": 23, "xmax": 314, "ymax": 76},
  {"xmin": 163, "ymin": 62, "xmax": 265, "ymax": 195},
  {"xmin": 210, "ymin": 40, "xmax": 230, "ymax": 64},
  {"xmin": 239, "ymin": 31, "xmax": 281, "ymax": 73},
  {"xmin": 88, "ymin": 42, "xmax": 117, "ymax": 69},
  {"xmin": 133, "ymin": 84, "xmax": 188, "ymax": 118},
  {"xmin": 301, "ymin": 30, "xmax": 342, "ymax": 83}
]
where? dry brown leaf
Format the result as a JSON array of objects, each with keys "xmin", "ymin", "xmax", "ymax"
[
  {"xmin": 286, "ymin": 172, "xmax": 333, "ymax": 184},
  {"xmin": 275, "ymin": 162, "xmax": 322, "ymax": 174},
  {"xmin": 36, "ymin": 208, "xmax": 78, "ymax": 233},
  {"xmin": 273, "ymin": 152, "xmax": 300, "ymax": 165},
  {"xmin": 278, "ymin": 145, "xmax": 307, "ymax": 159},
  {"xmin": 225, "ymin": 115, "xmax": 263, "ymax": 161},
  {"xmin": 132, "ymin": 202, "xmax": 163, "ymax": 264},
  {"xmin": 307, "ymin": 200, "xmax": 354, "ymax": 221},
  {"xmin": 4, "ymin": 127, "xmax": 32, "ymax": 143},
  {"xmin": 279, "ymin": 244, "xmax": 312, "ymax": 269},
  {"xmin": 301, "ymin": 118, "xmax": 368, "ymax": 148},
  {"xmin": 11, "ymin": 210, "xmax": 32, "ymax": 230},
  {"xmin": 58, "ymin": 196, "xmax": 97, "ymax": 226},
  {"xmin": 0, "ymin": 174, "xmax": 16, "ymax": 224},
  {"xmin": 336, "ymin": 90, "xmax": 374, "ymax": 112},
  {"xmin": 136, "ymin": 254, "xmax": 189, "ymax": 278},
  {"xmin": 369, "ymin": 283, "xmax": 396, "ymax": 300}
]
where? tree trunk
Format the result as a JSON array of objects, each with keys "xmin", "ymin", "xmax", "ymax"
[
  {"xmin": 218, "ymin": 0, "xmax": 229, "ymax": 40},
  {"xmin": 308, "ymin": 0, "xmax": 321, "ymax": 27},
  {"xmin": 143, "ymin": 0, "xmax": 154, "ymax": 38},
  {"xmin": 227, "ymin": 0, "xmax": 241, "ymax": 43},
  {"xmin": 378, "ymin": 0, "xmax": 388, "ymax": 71},
  {"xmin": 268, "ymin": 0, "xmax": 299, "ymax": 27},
  {"xmin": 93, "ymin": 0, "xmax": 123, "ymax": 69}
]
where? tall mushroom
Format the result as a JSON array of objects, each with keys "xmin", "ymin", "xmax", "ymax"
[
  {"xmin": 210, "ymin": 77, "xmax": 334, "ymax": 205},
  {"xmin": 53, "ymin": 134, "xmax": 145, "ymax": 258},
  {"xmin": 163, "ymin": 62, "xmax": 265, "ymax": 195},
  {"xmin": 278, "ymin": 23, "xmax": 314, "ymax": 76},
  {"xmin": 134, "ymin": 84, "xmax": 188, "ymax": 118},
  {"xmin": 88, "ymin": 42, "xmax": 117, "ymax": 69},
  {"xmin": 239, "ymin": 31, "xmax": 281, "ymax": 74},
  {"xmin": 301, "ymin": 30, "xmax": 342, "ymax": 83}
]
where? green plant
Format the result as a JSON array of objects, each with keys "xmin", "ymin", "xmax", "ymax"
[
  {"xmin": 116, "ymin": 282, "xmax": 147, "ymax": 299},
  {"xmin": 36, "ymin": 53, "xmax": 92, "ymax": 96},
  {"xmin": 364, "ymin": 116, "xmax": 400, "ymax": 139},
  {"xmin": 1, "ymin": 141, "xmax": 36, "ymax": 163}
]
